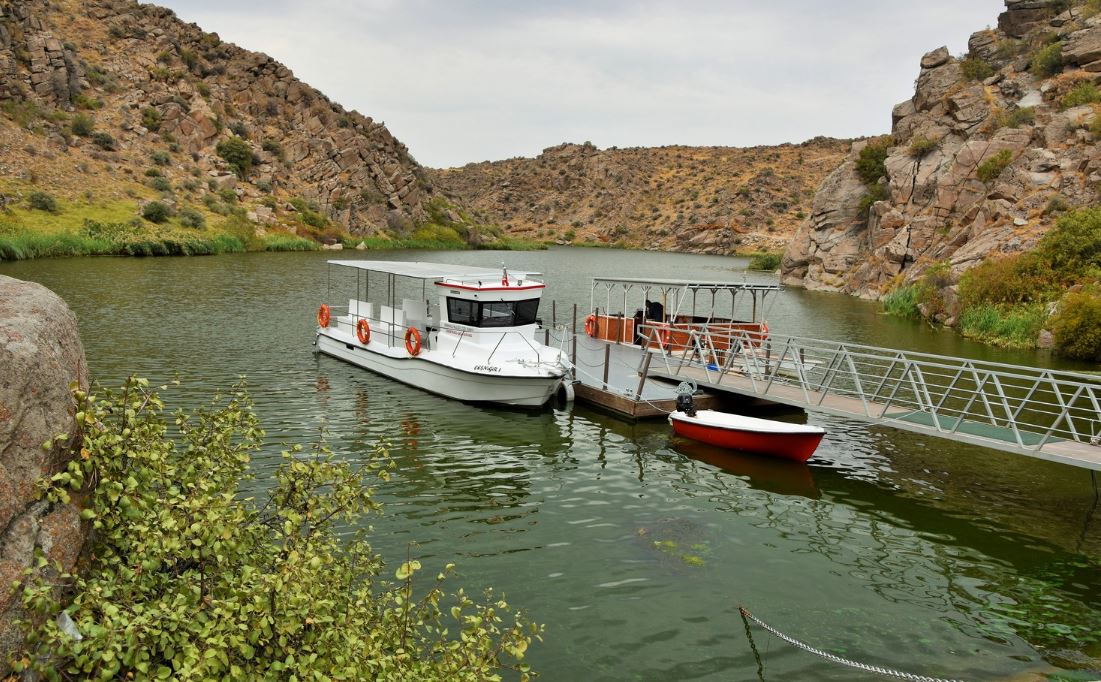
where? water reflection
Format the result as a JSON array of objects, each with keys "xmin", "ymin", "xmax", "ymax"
[{"xmin": 671, "ymin": 438, "xmax": 820, "ymax": 499}]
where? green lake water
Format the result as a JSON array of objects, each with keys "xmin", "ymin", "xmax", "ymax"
[{"xmin": 4, "ymin": 247, "xmax": 1100, "ymax": 681}]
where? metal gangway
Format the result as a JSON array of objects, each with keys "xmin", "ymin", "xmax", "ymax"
[{"xmin": 642, "ymin": 324, "xmax": 1101, "ymax": 471}]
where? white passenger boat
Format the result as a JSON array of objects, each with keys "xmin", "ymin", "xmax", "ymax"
[{"xmin": 314, "ymin": 260, "xmax": 572, "ymax": 408}]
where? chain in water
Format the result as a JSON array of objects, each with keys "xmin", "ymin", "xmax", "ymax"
[{"xmin": 739, "ymin": 607, "xmax": 967, "ymax": 682}]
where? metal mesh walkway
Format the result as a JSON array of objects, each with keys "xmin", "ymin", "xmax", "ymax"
[{"xmin": 634, "ymin": 324, "xmax": 1101, "ymax": 471}]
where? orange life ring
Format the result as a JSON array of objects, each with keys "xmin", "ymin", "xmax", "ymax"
[
  {"xmin": 404, "ymin": 327, "xmax": 422, "ymax": 356},
  {"xmin": 317, "ymin": 304, "xmax": 330, "ymax": 328},
  {"xmin": 356, "ymin": 318, "xmax": 371, "ymax": 345},
  {"xmin": 584, "ymin": 314, "xmax": 597, "ymax": 337},
  {"xmin": 660, "ymin": 327, "xmax": 673, "ymax": 350},
  {"xmin": 761, "ymin": 320, "xmax": 769, "ymax": 337}
]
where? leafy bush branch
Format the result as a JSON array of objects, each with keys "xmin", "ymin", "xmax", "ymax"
[{"xmin": 12, "ymin": 378, "xmax": 541, "ymax": 681}]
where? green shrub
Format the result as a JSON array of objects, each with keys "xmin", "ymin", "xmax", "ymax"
[
  {"xmin": 995, "ymin": 106, "xmax": 1035, "ymax": 129},
  {"xmin": 229, "ymin": 120, "xmax": 249, "ymax": 139},
  {"xmin": 746, "ymin": 252, "xmax": 782, "ymax": 271},
  {"xmin": 216, "ymin": 136, "xmax": 253, "ymax": 178},
  {"xmin": 70, "ymin": 113, "xmax": 95, "ymax": 136},
  {"xmin": 27, "ymin": 191, "xmax": 59, "ymax": 213},
  {"xmin": 412, "ymin": 223, "xmax": 465, "ymax": 245},
  {"xmin": 12, "ymin": 378, "xmax": 540, "ymax": 680},
  {"xmin": 141, "ymin": 106, "xmax": 162, "ymax": 132},
  {"xmin": 1038, "ymin": 206, "xmax": 1101, "ymax": 276},
  {"xmin": 196, "ymin": 82, "xmax": 211, "ymax": 98},
  {"xmin": 858, "ymin": 182, "xmax": 890, "ymax": 215},
  {"xmin": 1059, "ymin": 82, "xmax": 1101, "ymax": 110},
  {"xmin": 1050, "ymin": 289, "xmax": 1101, "ymax": 359},
  {"xmin": 179, "ymin": 48, "xmax": 198, "ymax": 69},
  {"xmin": 959, "ymin": 302, "xmax": 1048, "ymax": 348},
  {"xmin": 0, "ymin": 100, "xmax": 43, "ymax": 129},
  {"xmin": 142, "ymin": 200, "xmax": 172, "ymax": 223},
  {"xmin": 261, "ymin": 138, "xmax": 284, "ymax": 160},
  {"xmin": 91, "ymin": 131, "xmax": 116, "ymax": 150},
  {"xmin": 960, "ymin": 57, "xmax": 994, "ymax": 81},
  {"xmin": 855, "ymin": 138, "xmax": 891, "ymax": 185},
  {"xmin": 261, "ymin": 233, "xmax": 317, "ymax": 251},
  {"xmin": 959, "ymin": 252, "xmax": 1056, "ymax": 307},
  {"xmin": 1031, "ymin": 42, "xmax": 1063, "ymax": 77},
  {"xmin": 151, "ymin": 149, "xmax": 170, "ymax": 166},
  {"xmin": 977, "ymin": 149, "xmax": 1013, "ymax": 182},
  {"xmin": 290, "ymin": 196, "xmax": 328, "ymax": 228},
  {"xmin": 149, "ymin": 176, "xmax": 172, "ymax": 192},
  {"xmin": 882, "ymin": 285, "xmax": 922, "ymax": 318},
  {"xmin": 909, "ymin": 136, "xmax": 937, "ymax": 157},
  {"xmin": 178, "ymin": 207, "xmax": 205, "ymax": 229},
  {"xmin": 1042, "ymin": 195, "xmax": 1070, "ymax": 217}
]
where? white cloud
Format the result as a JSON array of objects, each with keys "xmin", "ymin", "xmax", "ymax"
[{"xmin": 155, "ymin": 0, "xmax": 1006, "ymax": 167}]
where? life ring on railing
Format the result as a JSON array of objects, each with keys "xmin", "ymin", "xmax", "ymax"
[
  {"xmin": 317, "ymin": 304, "xmax": 330, "ymax": 328},
  {"xmin": 760, "ymin": 320, "xmax": 769, "ymax": 337},
  {"xmin": 404, "ymin": 327, "xmax": 422, "ymax": 356},
  {"xmin": 356, "ymin": 318, "xmax": 371, "ymax": 345},
  {"xmin": 584, "ymin": 314, "xmax": 597, "ymax": 337}
]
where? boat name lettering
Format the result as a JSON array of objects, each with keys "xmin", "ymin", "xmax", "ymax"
[{"xmin": 474, "ymin": 365, "xmax": 502, "ymax": 373}]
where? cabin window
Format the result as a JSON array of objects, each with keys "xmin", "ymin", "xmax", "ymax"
[
  {"xmin": 447, "ymin": 298, "xmax": 478, "ymax": 326},
  {"xmin": 446, "ymin": 298, "xmax": 540, "ymax": 328}
]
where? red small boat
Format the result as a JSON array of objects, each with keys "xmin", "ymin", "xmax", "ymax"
[{"xmin": 668, "ymin": 409, "xmax": 826, "ymax": 462}]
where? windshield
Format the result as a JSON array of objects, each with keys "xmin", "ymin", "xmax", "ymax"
[{"xmin": 447, "ymin": 298, "xmax": 540, "ymax": 328}]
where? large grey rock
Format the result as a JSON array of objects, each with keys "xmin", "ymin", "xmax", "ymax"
[
  {"xmin": 0, "ymin": 276, "xmax": 89, "ymax": 672},
  {"xmin": 1063, "ymin": 25, "xmax": 1101, "ymax": 67},
  {"xmin": 999, "ymin": 0, "xmax": 1060, "ymax": 38},
  {"xmin": 914, "ymin": 59, "xmax": 963, "ymax": 112},
  {"xmin": 781, "ymin": 143, "xmax": 872, "ymax": 291},
  {"xmin": 921, "ymin": 46, "xmax": 951, "ymax": 69}
]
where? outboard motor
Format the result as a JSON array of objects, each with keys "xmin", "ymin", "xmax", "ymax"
[
  {"xmin": 675, "ymin": 392, "xmax": 696, "ymax": 416},
  {"xmin": 674, "ymin": 380, "xmax": 698, "ymax": 416}
]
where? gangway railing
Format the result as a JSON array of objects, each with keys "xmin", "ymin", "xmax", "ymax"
[{"xmin": 640, "ymin": 323, "xmax": 1101, "ymax": 464}]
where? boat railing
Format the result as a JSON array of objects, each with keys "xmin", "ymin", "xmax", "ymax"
[
  {"xmin": 334, "ymin": 307, "xmax": 565, "ymax": 368},
  {"xmin": 334, "ymin": 307, "xmax": 413, "ymax": 348},
  {"xmin": 638, "ymin": 323, "xmax": 1101, "ymax": 452}
]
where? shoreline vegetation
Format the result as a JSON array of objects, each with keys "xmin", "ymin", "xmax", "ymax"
[
  {"xmin": 0, "ymin": 189, "xmax": 545, "ymax": 261},
  {"xmin": 881, "ymin": 206, "xmax": 1101, "ymax": 361},
  {"xmin": 11, "ymin": 377, "xmax": 539, "ymax": 679}
]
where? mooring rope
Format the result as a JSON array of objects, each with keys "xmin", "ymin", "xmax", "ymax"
[{"xmin": 739, "ymin": 607, "xmax": 967, "ymax": 682}]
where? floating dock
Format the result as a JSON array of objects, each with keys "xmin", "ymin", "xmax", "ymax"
[{"xmin": 549, "ymin": 321, "xmax": 1101, "ymax": 472}]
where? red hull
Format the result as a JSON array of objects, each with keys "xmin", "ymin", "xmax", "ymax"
[{"xmin": 670, "ymin": 419, "xmax": 824, "ymax": 462}]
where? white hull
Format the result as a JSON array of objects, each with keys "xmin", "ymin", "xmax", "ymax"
[{"xmin": 316, "ymin": 332, "xmax": 563, "ymax": 407}]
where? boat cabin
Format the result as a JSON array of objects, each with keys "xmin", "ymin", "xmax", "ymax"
[
  {"xmin": 324, "ymin": 260, "xmax": 548, "ymax": 355},
  {"xmin": 586, "ymin": 277, "xmax": 781, "ymax": 353}
]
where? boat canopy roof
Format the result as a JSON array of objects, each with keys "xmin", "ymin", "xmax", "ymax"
[
  {"xmin": 591, "ymin": 276, "xmax": 780, "ymax": 292},
  {"xmin": 329, "ymin": 260, "xmax": 541, "ymax": 281}
]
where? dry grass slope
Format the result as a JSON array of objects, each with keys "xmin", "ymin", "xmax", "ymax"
[{"xmin": 429, "ymin": 138, "xmax": 851, "ymax": 255}]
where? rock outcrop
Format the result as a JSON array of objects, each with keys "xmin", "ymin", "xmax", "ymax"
[
  {"xmin": 783, "ymin": 0, "xmax": 1101, "ymax": 299},
  {"xmin": 0, "ymin": 275, "xmax": 89, "ymax": 671},
  {"xmin": 0, "ymin": 0, "xmax": 462, "ymax": 240},
  {"xmin": 430, "ymin": 138, "xmax": 850, "ymax": 254}
]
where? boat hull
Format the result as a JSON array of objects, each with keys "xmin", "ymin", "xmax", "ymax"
[
  {"xmin": 669, "ymin": 413, "xmax": 824, "ymax": 462},
  {"xmin": 317, "ymin": 333, "xmax": 563, "ymax": 408}
]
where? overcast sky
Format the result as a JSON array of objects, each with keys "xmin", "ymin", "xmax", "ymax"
[{"xmin": 154, "ymin": 1, "xmax": 1006, "ymax": 168}]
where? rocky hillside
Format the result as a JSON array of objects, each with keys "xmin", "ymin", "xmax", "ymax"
[
  {"xmin": 429, "ymin": 139, "xmax": 850, "ymax": 255},
  {"xmin": 0, "ymin": 0, "xmax": 478, "ymax": 248},
  {"xmin": 783, "ymin": 0, "xmax": 1101, "ymax": 299}
]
